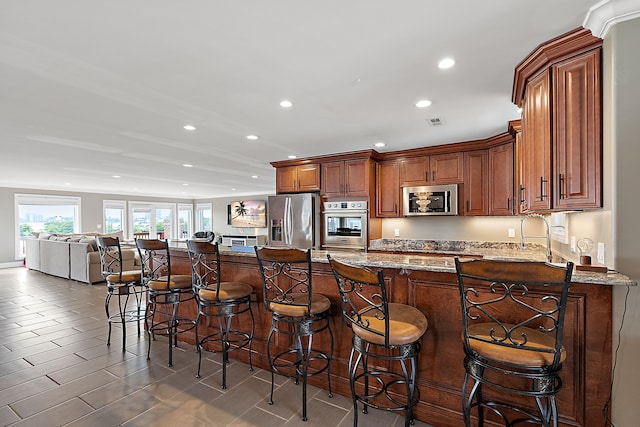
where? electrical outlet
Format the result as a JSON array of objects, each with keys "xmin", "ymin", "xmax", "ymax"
[
  {"xmin": 508, "ymin": 228, "xmax": 515, "ymax": 238},
  {"xmin": 597, "ymin": 242, "xmax": 606, "ymax": 264},
  {"xmin": 394, "ymin": 229, "xmax": 400, "ymax": 237},
  {"xmin": 96, "ymin": 224, "xmax": 102, "ymax": 229},
  {"xmin": 570, "ymin": 236, "xmax": 576, "ymax": 253}
]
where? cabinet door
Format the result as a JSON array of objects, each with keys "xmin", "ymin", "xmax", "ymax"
[
  {"xmin": 275, "ymin": 166, "xmax": 298, "ymax": 193},
  {"xmin": 322, "ymin": 161, "xmax": 344, "ymax": 197},
  {"xmin": 400, "ymin": 156, "xmax": 429, "ymax": 186},
  {"xmin": 489, "ymin": 143, "xmax": 515, "ymax": 215},
  {"xmin": 296, "ymin": 164, "xmax": 321, "ymax": 192},
  {"xmin": 463, "ymin": 150, "xmax": 488, "ymax": 215},
  {"xmin": 376, "ymin": 160, "xmax": 400, "ymax": 217},
  {"xmin": 522, "ymin": 68, "xmax": 552, "ymax": 211},
  {"xmin": 553, "ymin": 49, "xmax": 601, "ymax": 209},
  {"xmin": 344, "ymin": 159, "xmax": 369, "ymax": 196},
  {"xmin": 431, "ymin": 153, "xmax": 464, "ymax": 184}
]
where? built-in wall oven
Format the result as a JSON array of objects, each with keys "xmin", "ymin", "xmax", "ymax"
[{"xmin": 322, "ymin": 200, "xmax": 368, "ymax": 250}]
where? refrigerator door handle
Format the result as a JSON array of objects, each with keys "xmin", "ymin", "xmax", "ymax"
[{"xmin": 284, "ymin": 196, "xmax": 293, "ymax": 246}]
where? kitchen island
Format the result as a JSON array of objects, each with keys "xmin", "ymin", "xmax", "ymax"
[{"xmin": 164, "ymin": 242, "xmax": 634, "ymax": 427}]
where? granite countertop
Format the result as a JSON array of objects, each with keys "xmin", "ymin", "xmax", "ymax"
[{"xmin": 144, "ymin": 239, "xmax": 636, "ymax": 287}]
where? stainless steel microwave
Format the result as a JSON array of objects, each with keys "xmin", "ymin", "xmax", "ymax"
[{"xmin": 403, "ymin": 184, "xmax": 458, "ymax": 216}]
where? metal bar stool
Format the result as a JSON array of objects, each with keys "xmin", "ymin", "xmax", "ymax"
[
  {"xmin": 136, "ymin": 238, "xmax": 196, "ymax": 367},
  {"xmin": 254, "ymin": 246, "xmax": 333, "ymax": 422},
  {"xmin": 454, "ymin": 258, "xmax": 573, "ymax": 427},
  {"xmin": 187, "ymin": 240, "xmax": 254, "ymax": 389},
  {"xmin": 96, "ymin": 236, "xmax": 146, "ymax": 352},
  {"xmin": 327, "ymin": 255, "xmax": 428, "ymax": 427}
]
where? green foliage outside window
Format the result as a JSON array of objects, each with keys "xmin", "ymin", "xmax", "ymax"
[
  {"xmin": 44, "ymin": 219, "xmax": 74, "ymax": 234},
  {"xmin": 20, "ymin": 224, "xmax": 33, "ymax": 237}
]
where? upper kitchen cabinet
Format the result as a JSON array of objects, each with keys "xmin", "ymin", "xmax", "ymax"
[
  {"xmin": 274, "ymin": 163, "xmax": 320, "ymax": 193},
  {"xmin": 375, "ymin": 160, "xmax": 400, "ymax": 217},
  {"xmin": 489, "ymin": 141, "xmax": 515, "ymax": 216},
  {"xmin": 322, "ymin": 157, "xmax": 375, "ymax": 198},
  {"xmin": 463, "ymin": 150, "xmax": 489, "ymax": 216},
  {"xmin": 399, "ymin": 153, "xmax": 463, "ymax": 186},
  {"xmin": 513, "ymin": 27, "xmax": 602, "ymax": 211}
]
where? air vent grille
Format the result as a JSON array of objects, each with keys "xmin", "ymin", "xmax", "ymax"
[{"xmin": 426, "ymin": 117, "xmax": 443, "ymax": 126}]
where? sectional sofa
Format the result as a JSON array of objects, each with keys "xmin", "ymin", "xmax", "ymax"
[{"xmin": 25, "ymin": 232, "xmax": 136, "ymax": 284}]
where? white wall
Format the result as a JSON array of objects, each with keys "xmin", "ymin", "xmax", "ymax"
[{"xmin": 607, "ymin": 18, "xmax": 640, "ymax": 425}]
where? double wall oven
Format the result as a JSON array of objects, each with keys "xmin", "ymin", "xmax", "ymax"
[{"xmin": 322, "ymin": 200, "xmax": 368, "ymax": 250}]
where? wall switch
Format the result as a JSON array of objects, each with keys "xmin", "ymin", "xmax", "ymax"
[
  {"xmin": 508, "ymin": 228, "xmax": 515, "ymax": 238},
  {"xmin": 570, "ymin": 236, "xmax": 576, "ymax": 253},
  {"xmin": 394, "ymin": 229, "xmax": 400, "ymax": 237},
  {"xmin": 597, "ymin": 242, "xmax": 606, "ymax": 264},
  {"xmin": 96, "ymin": 224, "xmax": 102, "ymax": 229}
]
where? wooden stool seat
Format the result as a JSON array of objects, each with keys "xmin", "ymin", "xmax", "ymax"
[
  {"xmin": 269, "ymin": 292, "xmax": 331, "ymax": 317},
  {"xmin": 353, "ymin": 303, "xmax": 428, "ymax": 347},
  {"xmin": 198, "ymin": 282, "xmax": 253, "ymax": 302}
]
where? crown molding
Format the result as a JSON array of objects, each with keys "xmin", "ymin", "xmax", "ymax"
[{"xmin": 583, "ymin": 0, "xmax": 640, "ymax": 37}]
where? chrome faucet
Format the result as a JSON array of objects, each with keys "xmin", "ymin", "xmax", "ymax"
[{"xmin": 520, "ymin": 213, "xmax": 552, "ymax": 262}]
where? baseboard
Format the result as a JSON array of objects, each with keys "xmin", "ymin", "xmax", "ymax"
[{"xmin": 0, "ymin": 261, "xmax": 25, "ymax": 269}]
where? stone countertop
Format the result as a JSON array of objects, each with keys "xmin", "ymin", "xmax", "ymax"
[{"xmin": 146, "ymin": 239, "xmax": 636, "ymax": 287}]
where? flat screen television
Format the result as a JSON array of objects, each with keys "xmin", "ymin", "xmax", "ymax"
[{"xmin": 230, "ymin": 200, "xmax": 267, "ymax": 228}]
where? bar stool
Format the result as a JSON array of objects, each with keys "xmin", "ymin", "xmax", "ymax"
[
  {"xmin": 187, "ymin": 240, "xmax": 254, "ymax": 389},
  {"xmin": 96, "ymin": 236, "xmax": 146, "ymax": 352},
  {"xmin": 254, "ymin": 246, "xmax": 333, "ymax": 422},
  {"xmin": 136, "ymin": 239, "xmax": 196, "ymax": 367},
  {"xmin": 454, "ymin": 258, "xmax": 573, "ymax": 427},
  {"xmin": 327, "ymin": 255, "xmax": 428, "ymax": 427}
]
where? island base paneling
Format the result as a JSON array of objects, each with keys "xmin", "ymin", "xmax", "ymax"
[{"xmin": 168, "ymin": 249, "xmax": 611, "ymax": 427}]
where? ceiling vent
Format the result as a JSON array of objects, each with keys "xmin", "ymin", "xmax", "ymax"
[{"xmin": 426, "ymin": 117, "xmax": 443, "ymax": 127}]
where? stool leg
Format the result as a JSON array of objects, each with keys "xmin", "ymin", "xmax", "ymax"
[
  {"xmin": 105, "ymin": 289, "xmax": 112, "ymax": 347},
  {"xmin": 195, "ymin": 311, "xmax": 203, "ymax": 378},
  {"xmin": 349, "ymin": 346, "xmax": 361, "ymax": 427},
  {"xmin": 301, "ymin": 333, "xmax": 311, "ymax": 421},
  {"xmin": 118, "ymin": 289, "xmax": 127, "ymax": 352},
  {"xmin": 326, "ymin": 319, "xmax": 334, "ymax": 398},
  {"xmin": 267, "ymin": 317, "xmax": 276, "ymax": 405},
  {"xmin": 362, "ymin": 342, "xmax": 370, "ymax": 415},
  {"xmin": 247, "ymin": 302, "xmax": 255, "ymax": 372},
  {"xmin": 221, "ymin": 314, "xmax": 232, "ymax": 389}
]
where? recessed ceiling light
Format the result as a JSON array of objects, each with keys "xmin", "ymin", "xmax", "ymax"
[
  {"xmin": 374, "ymin": 142, "xmax": 386, "ymax": 148},
  {"xmin": 183, "ymin": 125, "xmax": 196, "ymax": 131},
  {"xmin": 246, "ymin": 135, "xmax": 259, "ymax": 140},
  {"xmin": 438, "ymin": 58, "xmax": 455, "ymax": 69},
  {"xmin": 415, "ymin": 99, "xmax": 432, "ymax": 108},
  {"xmin": 112, "ymin": 175, "xmax": 121, "ymax": 178},
  {"xmin": 280, "ymin": 100, "xmax": 292, "ymax": 108},
  {"xmin": 251, "ymin": 175, "xmax": 259, "ymax": 179},
  {"xmin": 182, "ymin": 183, "xmax": 189, "ymax": 186},
  {"xmin": 65, "ymin": 182, "xmax": 72, "ymax": 186},
  {"xmin": 182, "ymin": 163, "xmax": 194, "ymax": 168},
  {"xmin": 231, "ymin": 188, "xmax": 236, "ymax": 191},
  {"xmin": 288, "ymin": 155, "xmax": 297, "ymax": 159}
]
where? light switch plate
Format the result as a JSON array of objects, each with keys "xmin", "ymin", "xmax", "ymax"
[
  {"xmin": 597, "ymin": 242, "xmax": 606, "ymax": 264},
  {"xmin": 570, "ymin": 236, "xmax": 576, "ymax": 253},
  {"xmin": 508, "ymin": 228, "xmax": 515, "ymax": 238},
  {"xmin": 394, "ymin": 229, "xmax": 400, "ymax": 237}
]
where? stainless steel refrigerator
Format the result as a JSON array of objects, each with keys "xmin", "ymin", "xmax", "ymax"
[{"xmin": 267, "ymin": 193, "xmax": 320, "ymax": 249}]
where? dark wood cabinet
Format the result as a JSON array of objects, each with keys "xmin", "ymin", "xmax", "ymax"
[
  {"xmin": 322, "ymin": 158, "xmax": 372, "ymax": 197},
  {"xmin": 399, "ymin": 153, "xmax": 463, "ymax": 186},
  {"xmin": 275, "ymin": 163, "xmax": 320, "ymax": 193},
  {"xmin": 463, "ymin": 150, "xmax": 488, "ymax": 215},
  {"xmin": 376, "ymin": 160, "xmax": 400, "ymax": 217},
  {"xmin": 513, "ymin": 28, "xmax": 602, "ymax": 212},
  {"xmin": 553, "ymin": 49, "xmax": 602, "ymax": 209},
  {"xmin": 521, "ymin": 68, "xmax": 553, "ymax": 211},
  {"xmin": 489, "ymin": 142, "xmax": 515, "ymax": 215}
]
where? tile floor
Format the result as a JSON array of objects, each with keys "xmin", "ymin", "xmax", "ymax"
[{"xmin": 0, "ymin": 267, "xmax": 435, "ymax": 427}]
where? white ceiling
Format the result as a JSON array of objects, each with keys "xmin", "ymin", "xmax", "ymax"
[{"xmin": 0, "ymin": 1, "xmax": 609, "ymax": 199}]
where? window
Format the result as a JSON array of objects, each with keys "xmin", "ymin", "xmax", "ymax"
[
  {"xmin": 129, "ymin": 202, "xmax": 176, "ymax": 240},
  {"xmin": 103, "ymin": 200, "xmax": 126, "ymax": 236},
  {"xmin": 15, "ymin": 194, "xmax": 81, "ymax": 259},
  {"xmin": 196, "ymin": 203, "xmax": 212, "ymax": 232},
  {"xmin": 178, "ymin": 203, "xmax": 193, "ymax": 239}
]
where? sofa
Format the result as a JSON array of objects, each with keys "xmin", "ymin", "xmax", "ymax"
[{"xmin": 25, "ymin": 232, "xmax": 136, "ymax": 284}]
